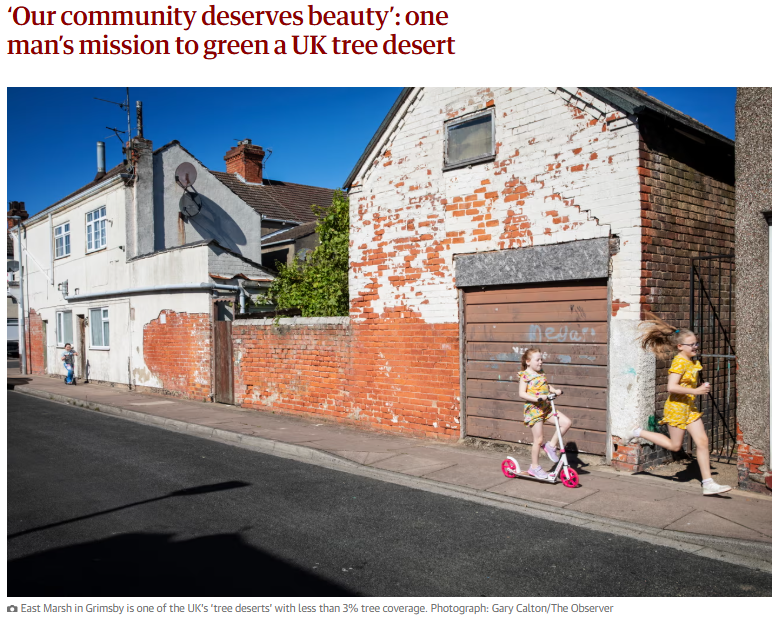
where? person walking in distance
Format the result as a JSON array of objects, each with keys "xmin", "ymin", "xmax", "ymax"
[
  {"xmin": 61, "ymin": 343, "xmax": 78, "ymax": 385},
  {"xmin": 624, "ymin": 314, "xmax": 731, "ymax": 496},
  {"xmin": 518, "ymin": 348, "xmax": 572, "ymax": 479}
]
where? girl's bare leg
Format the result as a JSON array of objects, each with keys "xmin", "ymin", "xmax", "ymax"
[
  {"xmin": 546, "ymin": 413, "xmax": 571, "ymax": 447},
  {"xmin": 638, "ymin": 425, "xmax": 686, "ymax": 452},
  {"xmin": 530, "ymin": 421, "xmax": 544, "ymax": 468},
  {"xmin": 685, "ymin": 418, "xmax": 712, "ymax": 481}
]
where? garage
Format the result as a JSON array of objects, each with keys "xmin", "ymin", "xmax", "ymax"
[{"xmin": 463, "ymin": 279, "xmax": 608, "ymax": 454}]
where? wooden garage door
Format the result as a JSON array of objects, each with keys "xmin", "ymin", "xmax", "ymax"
[{"xmin": 464, "ymin": 280, "xmax": 608, "ymax": 454}]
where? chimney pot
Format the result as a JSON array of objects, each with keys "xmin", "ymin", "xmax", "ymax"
[
  {"xmin": 8, "ymin": 201, "xmax": 29, "ymax": 229},
  {"xmin": 225, "ymin": 141, "xmax": 265, "ymax": 184}
]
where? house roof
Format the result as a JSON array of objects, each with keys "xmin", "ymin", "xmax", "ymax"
[
  {"xmin": 259, "ymin": 220, "xmax": 319, "ymax": 248},
  {"xmin": 343, "ymin": 87, "xmax": 734, "ymax": 188},
  {"xmin": 210, "ymin": 172, "xmax": 336, "ymax": 224},
  {"xmin": 156, "ymin": 140, "xmax": 336, "ymax": 224},
  {"xmin": 582, "ymin": 87, "xmax": 734, "ymax": 146},
  {"xmin": 46, "ymin": 163, "xmax": 128, "ymax": 211}
]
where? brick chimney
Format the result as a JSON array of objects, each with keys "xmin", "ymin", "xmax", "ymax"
[
  {"xmin": 224, "ymin": 139, "xmax": 265, "ymax": 183},
  {"xmin": 8, "ymin": 201, "xmax": 28, "ymax": 229}
]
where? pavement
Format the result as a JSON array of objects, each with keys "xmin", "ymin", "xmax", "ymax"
[{"xmin": 8, "ymin": 371, "xmax": 772, "ymax": 571}]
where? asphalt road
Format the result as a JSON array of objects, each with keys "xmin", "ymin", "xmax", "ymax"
[{"xmin": 7, "ymin": 391, "xmax": 771, "ymax": 597}]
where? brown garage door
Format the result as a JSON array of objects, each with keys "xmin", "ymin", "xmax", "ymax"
[{"xmin": 464, "ymin": 280, "xmax": 608, "ymax": 454}]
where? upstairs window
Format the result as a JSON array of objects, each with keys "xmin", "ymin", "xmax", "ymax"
[
  {"xmin": 54, "ymin": 222, "xmax": 70, "ymax": 259},
  {"xmin": 444, "ymin": 109, "xmax": 495, "ymax": 170},
  {"xmin": 86, "ymin": 206, "xmax": 107, "ymax": 252}
]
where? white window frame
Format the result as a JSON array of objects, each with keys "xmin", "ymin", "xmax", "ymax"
[
  {"xmin": 443, "ymin": 108, "xmax": 496, "ymax": 171},
  {"xmin": 54, "ymin": 222, "xmax": 71, "ymax": 259},
  {"xmin": 89, "ymin": 306, "xmax": 110, "ymax": 350},
  {"xmin": 56, "ymin": 310, "xmax": 73, "ymax": 347},
  {"xmin": 86, "ymin": 206, "xmax": 107, "ymax": 253}
]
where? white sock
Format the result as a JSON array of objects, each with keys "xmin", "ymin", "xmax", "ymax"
[
  {"xmin": 702, "ymin": 478, "xmax": 714, "ymax": 486},
  {"xmin": 633, "ymin": 427, "xmax": 642, "ymax": 437}
]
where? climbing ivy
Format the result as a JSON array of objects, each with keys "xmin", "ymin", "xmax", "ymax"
[{"xmin": 257, "ymin": 190, "xmax": 349, "ymax": 317}]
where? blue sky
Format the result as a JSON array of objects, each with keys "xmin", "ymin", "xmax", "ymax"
[{"xmin": 7, "ymin": 87, "xmax": 736, "ymax": 217}]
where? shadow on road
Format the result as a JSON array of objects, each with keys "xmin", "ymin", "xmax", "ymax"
[
  {"xmin": 8, "ymin": 531, "xmax": 356, "ymax": 596},
  {"xmin": 8, "ymin": 482, "xmax": 253, "ymax": 540},
  {"xmin": 7, "ymin": 377, "xmax": 30, "ymax": 390}
]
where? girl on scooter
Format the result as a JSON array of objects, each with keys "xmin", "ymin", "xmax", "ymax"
[
  {"xmin": 623, "ymin": 314, "xmax": 731, "ymax": 496},
  {"xmin": 519, "ymin": 348, "xmax": 572, "ymax": 479}
]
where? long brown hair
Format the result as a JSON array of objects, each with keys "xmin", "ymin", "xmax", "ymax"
[
  {"xmin": 520, "ymin": 347, "xmax": 541, "ymax": 371},
  {"xmin": 638, "ymin": 312, "xmax": 695, "ymax": 359}
]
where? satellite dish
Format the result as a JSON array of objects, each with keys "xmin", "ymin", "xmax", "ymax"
[
  {"xmin": 175, "ymin": 162, "xmax": 198, "ymax": 189},
  {"xmin": 180, "ymin": 192, "xmax": 202, "ymax": 218}
]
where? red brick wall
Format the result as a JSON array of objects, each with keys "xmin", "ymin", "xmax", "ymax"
[
  {"xmin": 143, "ymin": 310, "xmax": 212, "ymax": 401},
  {"xmin": 25, "ymin": 308, "xmax": 45, "ymax": 375},
  {"xmin": 234, "ymin": 319, "xmax": 461, "ymax": 439},
  {"xmin": 637, "ymin": 119, "xmax": 735, "ymax": 470}
]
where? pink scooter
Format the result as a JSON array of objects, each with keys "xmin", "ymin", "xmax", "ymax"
[{"xmin": 501, "ymin": 393, "xmax": 580, "ymax": 488}]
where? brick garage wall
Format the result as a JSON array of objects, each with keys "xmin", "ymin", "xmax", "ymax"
[
  {"xmin": 234, "ymin": 318, "xmax": 460, "ymax": 439},
  {"xmin": 143, "ymin": 310, "xmax": 212, "ymax": 400},
  {"xmin": 24, "ymin": 308, "xmax": 45, "ymax": 374},
  {"xmin": 636, "ymin": 118, "xmax": 735, "ymax": 470}
]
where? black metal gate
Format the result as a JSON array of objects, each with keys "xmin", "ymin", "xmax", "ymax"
[{"xmin": 690, "ymin": 254, "xmax": 736, "ymax": 461}]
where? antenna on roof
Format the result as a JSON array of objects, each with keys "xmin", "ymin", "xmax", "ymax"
[
  {"xmin": 94, "ymin": 87, "xmax": 132, "ymax": 141},
  {"xmin": 106, "ymin": 127, "xmax": 126, "ymax": 146}
]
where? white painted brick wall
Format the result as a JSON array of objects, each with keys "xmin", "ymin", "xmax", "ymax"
[{"xmin": 349, "ymin": 87, "xmax": 642, "ymax": 325}]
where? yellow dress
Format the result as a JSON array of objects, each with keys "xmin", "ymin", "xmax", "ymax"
[
  {"xmin": 661, "ymin": 356, "xmax": 703, "ymax": 430},
  {"xmin": 518, "ymin": 370, "xmax": 557, "ymax": 427}
]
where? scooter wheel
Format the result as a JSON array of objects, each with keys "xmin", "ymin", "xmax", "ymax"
[
  {"xmin": 502, "ymin": 458, "xmax": 519, "ymax": 479},
  {"xmin": 560, "ymin": 467, "xmax": 580, "ymax": 488}
]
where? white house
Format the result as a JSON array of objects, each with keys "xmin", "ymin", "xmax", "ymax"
[{"xmin": 12, "ymin": 133, "xmax": 334, "ymax": 403}]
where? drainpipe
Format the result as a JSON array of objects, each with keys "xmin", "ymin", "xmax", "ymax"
[
  {"xmin": 49, "ymin": 213, "xmax": 54, "ymax": 285},
  {"xmin": 63, "ymin": 282, "xmax": 249, "ymax": 311}
]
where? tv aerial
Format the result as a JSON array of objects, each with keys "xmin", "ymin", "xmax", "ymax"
[{"xmin": 175, "ymin": 162, "xmax": 202, "ymax": 218}]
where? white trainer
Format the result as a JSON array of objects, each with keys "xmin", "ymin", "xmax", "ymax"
[
  {"xmin": 620, "ymin": 427, "xmax": 641, "ymax": 444},
  {"xmin": 702, "ymin": 481, "xmax": 732, "ymax": 496}
]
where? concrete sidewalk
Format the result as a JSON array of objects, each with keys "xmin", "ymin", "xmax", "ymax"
[{"xmin": 8, "ymin": 373, "xmax": 772, "ymax": 571}]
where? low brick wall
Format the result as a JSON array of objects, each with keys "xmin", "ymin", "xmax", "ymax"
[
  {"xmin": 233, "ymin": 317, "xmax": 461, "ymax": 439},
  {"xmin": 143, "ymin": 310, "xmax": 212, "ymax": 401}
]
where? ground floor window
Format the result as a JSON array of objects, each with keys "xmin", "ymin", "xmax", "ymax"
[
  {"xmin": 56, "ymin": 310, "xmax": 73, "ymax": 346},
  {"xmin": 90, "ymin": 307, "xmax": 110, "ymax": 349}
]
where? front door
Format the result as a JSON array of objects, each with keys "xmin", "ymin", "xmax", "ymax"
[{"xmin": 78, "ymin": 314, "xmax": 87, "ymax": 382}]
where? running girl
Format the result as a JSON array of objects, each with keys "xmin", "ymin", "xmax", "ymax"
[
  {"xmin": 518, "ymin": 348, "xmax": 572, "ymax": 479},
  {"xmin": 623, "ymin": 314, "xmax": 731, "ymax": 496}
]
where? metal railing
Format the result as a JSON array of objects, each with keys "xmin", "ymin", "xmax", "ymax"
[{"xmin": 690, "ymin": 254, "xmax": 736, "ymax": 462}]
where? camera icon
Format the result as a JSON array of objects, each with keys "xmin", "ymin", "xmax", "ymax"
[{"xmin": 7, "ymin": 605, "xmax": 19, "ymax": 612}]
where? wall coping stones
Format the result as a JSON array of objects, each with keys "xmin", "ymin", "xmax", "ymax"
[{"xmin": 234, "ymin": 316, "xmax": 351, "ymax": 326}]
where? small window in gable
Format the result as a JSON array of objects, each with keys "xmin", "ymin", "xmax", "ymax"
[
  {"xmin": 54, "ymin": 223, "xmax": 70, "ymax": 259},
  {"xmin": 444, "ymin": 109, "xmax": 495, "ymax": 170}
]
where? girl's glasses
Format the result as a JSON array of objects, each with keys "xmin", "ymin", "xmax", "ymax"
[{"xmin": 683, "ymin": 343, "xmax": 700, "ymax": 349}]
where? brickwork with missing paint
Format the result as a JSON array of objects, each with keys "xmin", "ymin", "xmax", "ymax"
[{"xmin": 142, "ymin": 310, "xmax": 213, "ymax": 401}]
